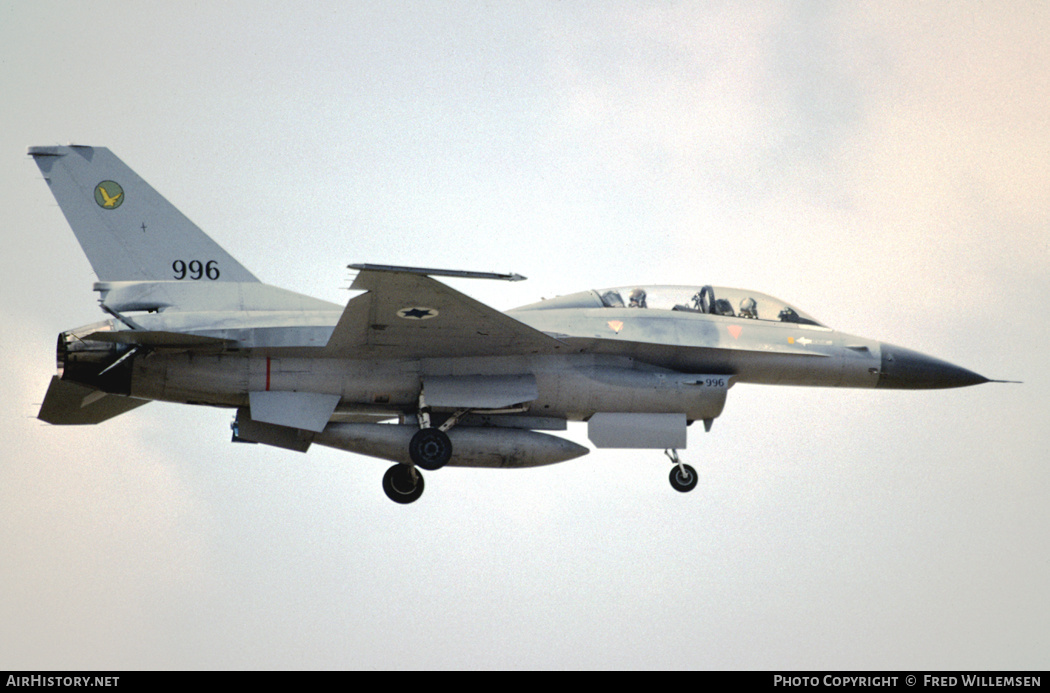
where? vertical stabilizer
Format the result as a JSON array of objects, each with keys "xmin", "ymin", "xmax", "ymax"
[{"xmin": 28, "ymin": 145, "xmax": 258, "ymax": 283}]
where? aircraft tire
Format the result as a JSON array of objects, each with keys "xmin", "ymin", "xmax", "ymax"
[
  {"xmin": 383, "ymin": 464, "xmax": 425, "ymax": 504},
  {"xmin": 409, "ymin": 428, "xmax": 453, "ymax": 470},
  {"xmin": 669, "ymin": 464, "xmax": 698, "ymax": 493}
]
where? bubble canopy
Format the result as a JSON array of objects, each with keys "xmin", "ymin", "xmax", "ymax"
[{"xmin": 515, "ymin": 285, "xmax": 827, "ymax": 328}]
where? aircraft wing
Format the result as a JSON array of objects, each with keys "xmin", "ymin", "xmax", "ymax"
[{"xmin": 324, "ymin": 269, "xmax": 566, "ymax": 358}]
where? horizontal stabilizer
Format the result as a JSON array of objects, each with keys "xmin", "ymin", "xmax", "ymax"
[
  {"xmin": 38, "ymin": 376, "xmax": 149, "ymax": 425},
  {"xmin": 249, "ymin": 391, "xmax": 341, "ymax": 433}
]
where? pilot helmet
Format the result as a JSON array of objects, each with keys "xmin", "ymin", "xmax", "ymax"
[
  {"xmin": 628, "ymin": 288, "xmax": 647, "ymax": 308},
  {"xmin": 739, "ymin": 297, "xmax": 758, "ymax": 319}
]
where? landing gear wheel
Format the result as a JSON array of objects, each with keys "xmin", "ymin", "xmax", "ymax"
[
  {"xmin": 409, "ymin": 427, "xmax": 453, "ymax": 470},
  {"xmin": 669, "ymin": 463, "xmax": 698, "ymax": 493},
  {"xmin": 383, "ymin": 464, "xmax": 425, "ymax": 504}
]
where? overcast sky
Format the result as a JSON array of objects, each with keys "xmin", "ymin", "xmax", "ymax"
[{"xmin": 1, "ymin": 1, "xmax": 1047, "ymax": 670}]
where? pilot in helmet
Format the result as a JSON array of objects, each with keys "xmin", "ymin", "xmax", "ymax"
[
  {"xmin": 628, "ymin": 288, "xmax": 647, "ymax": 308},
  {"xmin": 739, "ymin": 297, "xmax": 758, "ymax": 319}
]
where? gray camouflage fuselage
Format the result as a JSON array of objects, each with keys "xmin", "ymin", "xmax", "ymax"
[{"xmin": 72, "ymin": 280, "xmax": 982, "ymax": 426}]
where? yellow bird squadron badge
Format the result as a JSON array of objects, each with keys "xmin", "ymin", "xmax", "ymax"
[{"xmin": 94, "ymin": 181, "xmax": 124, "ymax": 209}]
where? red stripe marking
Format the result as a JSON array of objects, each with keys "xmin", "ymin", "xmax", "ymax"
[{"xmin": 265, "ymin": 357, "xmax": 271, "ymax": 391}]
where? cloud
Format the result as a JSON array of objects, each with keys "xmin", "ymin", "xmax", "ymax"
[{"xmin": 0, "ymin": 324, "xmax": 213, "ymax": 668}]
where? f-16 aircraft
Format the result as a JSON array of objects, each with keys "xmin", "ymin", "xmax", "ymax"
[{"xmin": 30, "ymin": 145, "xmax": 999, "ymax": 503}]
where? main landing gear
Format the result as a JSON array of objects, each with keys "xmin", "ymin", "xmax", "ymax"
[
  {"xmin": 381, "ymin": 391, "xmax": 465, "ymax": 504},
  {"xmin": 409, "ymin": 427, "xmax": 452, "ymax": 470},
  {"xmin": 665, "ymin": 449, "xmax": 698, "ymax": 493},
  {"xmin": 383, "ymin": 427, "xmax": 450, "ymax": 505},
  {"xmin": 382, "ymin": 464, "xmax": 425, "ymax": 504}
]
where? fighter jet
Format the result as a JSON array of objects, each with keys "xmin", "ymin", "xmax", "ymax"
[{"xmin": 30, "ymin": 145, "xmax": 1000, "ymax": 504}]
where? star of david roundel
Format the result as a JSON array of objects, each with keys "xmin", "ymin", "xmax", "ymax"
[{"xmin": 397, "ymin": 306, "xmax": 439, "ymax": 320}]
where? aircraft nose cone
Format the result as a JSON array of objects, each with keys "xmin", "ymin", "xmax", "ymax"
[{"xmin": 877, "ymin": 343, "xmax": 989, "ymax": 389}]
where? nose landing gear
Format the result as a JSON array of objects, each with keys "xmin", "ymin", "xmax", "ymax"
[{"xmin": 665, "ymin": 449, "xmax": 698, "ymax": 493}]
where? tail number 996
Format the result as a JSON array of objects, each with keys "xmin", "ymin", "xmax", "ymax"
[{"xmin": 173, "ymin": 260, "xmax": 220, "ymax": 280}]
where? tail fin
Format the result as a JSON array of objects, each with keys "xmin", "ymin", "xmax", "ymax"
[{"xmin": 29, "ymin": 145, "xmax": 258, "ymax": 283}]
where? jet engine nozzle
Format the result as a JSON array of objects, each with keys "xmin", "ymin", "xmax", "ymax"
[{"xmin": 56, "ymin": 322, "xmax": 135, "ymax": 395}]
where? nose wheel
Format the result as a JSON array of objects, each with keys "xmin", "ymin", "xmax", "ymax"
[{"xmin": 665, "ymin": 449, "xmax": 698, "ymax": 493}]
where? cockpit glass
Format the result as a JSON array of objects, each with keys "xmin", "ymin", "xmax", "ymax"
[{"xmin": 596, "ymin": 285, "xmax": 825, "ymax": 327}]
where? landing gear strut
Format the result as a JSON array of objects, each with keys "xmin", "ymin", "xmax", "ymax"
[
  {"xmin": 408, "ymin": 390, "xmax": 464, "ymax": 471},
  {"xmin": 665, "ymin": 449, "xmax": 698, "ymax": 493},
  {"xmin": 407, "ymin": 390, "xmax": 466, "ymax": 470},
  {"xmin": 381, "ymin": 390, "xmax": 468, "ymax": 503}
]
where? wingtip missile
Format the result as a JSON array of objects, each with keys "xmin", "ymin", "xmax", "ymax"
[{"xmin": 348, "ymin": 263, "xmax": 526, "ymax": 282}]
